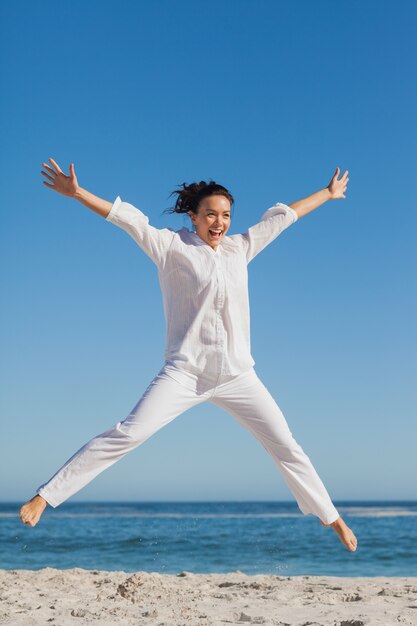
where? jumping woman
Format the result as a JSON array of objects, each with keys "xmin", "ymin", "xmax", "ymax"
[{"xmin": 19, "ymin": 158, "xmax": 357, "ymax": 552}]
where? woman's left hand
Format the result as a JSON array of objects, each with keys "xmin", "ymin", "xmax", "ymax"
[{"xmin": 327, "ymin": 167, "xmax": 349, "ymax": 199}]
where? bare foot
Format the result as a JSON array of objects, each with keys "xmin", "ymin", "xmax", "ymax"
[
  {"xmin": 320, "ymin": 516, "xmax": 358, "ymax": 552},
  {"xmin": 19, "ymin": 495, "xmax": 48, "ymax": 527}
]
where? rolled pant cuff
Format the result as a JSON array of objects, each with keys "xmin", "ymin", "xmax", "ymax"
[
  {"xmin": 321, "ymin": 509, "xmax": 340, "ymax": 525},
  {"xmin": 36, "ymin": 488, "xmax": 59, "ymax": 508}
]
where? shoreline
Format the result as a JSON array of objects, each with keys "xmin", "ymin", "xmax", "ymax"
[{"xmin": 1, "ymin": 568, "xmax": 416, "ymax": 625}]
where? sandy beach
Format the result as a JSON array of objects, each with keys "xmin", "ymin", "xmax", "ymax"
[{"xmin": 1, "ymin": 568, "xmax": 416, "ymax": 625}]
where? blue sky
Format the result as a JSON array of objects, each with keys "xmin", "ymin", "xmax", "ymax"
[{"xmin": 1, "ymin": 0, "xmax": 416, "ymax": 505}]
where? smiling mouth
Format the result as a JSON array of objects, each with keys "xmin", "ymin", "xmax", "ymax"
[{"xmin": 209, "ymin": 229, "xmax": 223, "ymax": 238}]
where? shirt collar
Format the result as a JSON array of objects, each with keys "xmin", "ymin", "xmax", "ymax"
[{"xmin": 181, "ymin": 227, "xmax": 222, "ymax": 254}]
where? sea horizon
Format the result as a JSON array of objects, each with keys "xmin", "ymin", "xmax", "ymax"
[{"xmin": 2, "ymin": 500, "xmax": 416, "ymax": 577}]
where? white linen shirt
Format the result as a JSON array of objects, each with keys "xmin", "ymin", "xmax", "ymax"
[{"xmin": 106, "ymin": 196, "xmax": 298, "ymax": 376}]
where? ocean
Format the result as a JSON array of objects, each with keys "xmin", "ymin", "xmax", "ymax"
[{"xmin": 1, "ymin": 501, "xmax": 416, "ymax": 576}]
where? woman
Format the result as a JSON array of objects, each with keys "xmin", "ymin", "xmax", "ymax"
[{"xmin": 19, "ymin": 158, "xmax": 357, "ymax": 552}]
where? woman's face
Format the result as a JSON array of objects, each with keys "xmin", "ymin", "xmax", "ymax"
[{"xmin": 188, "ymin": 195, "xmax": 231, "ymax": 250}]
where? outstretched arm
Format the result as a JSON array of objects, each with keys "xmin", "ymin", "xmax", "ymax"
[
  {"xmin": 229, "ymin": 167, "xmax": 349, "ymax": 264},
  {"xmin": 288, "ymin": 167, "xmax": 349, "ymax": 219},
  {"xmin": 41, "ymin": 157, "xmax": 112, "ymax": 217},
  {"xmin": 41, "ymin": 157, "xmax": 174, "ymax": 268}
]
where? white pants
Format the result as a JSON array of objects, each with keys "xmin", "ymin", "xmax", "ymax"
[{"xmin": 36, "ymin": 363, "xmax": 340, "ymax": 525}]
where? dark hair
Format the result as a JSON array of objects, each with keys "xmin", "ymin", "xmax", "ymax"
[{"xmin": 163, "ymin": 179, "xmax": 234, "ymax": 217}]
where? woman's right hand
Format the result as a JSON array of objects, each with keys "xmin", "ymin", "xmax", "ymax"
[{"xmin": 41, "ymin": 158, "xmax": 79, "ymax": 197}]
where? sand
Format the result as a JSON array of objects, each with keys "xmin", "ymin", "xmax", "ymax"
[{"xmin": 0, "ymin": 568, "xmax": 416, "ymax": 625}]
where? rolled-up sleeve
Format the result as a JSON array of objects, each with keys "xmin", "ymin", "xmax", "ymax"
[
  {"xmin": 106, "ymin": 196, "xmax": 174, "ymax": 268},
  {"xmin": 237, "ymin": 202, "xmax": 298, "ymax": 264}
]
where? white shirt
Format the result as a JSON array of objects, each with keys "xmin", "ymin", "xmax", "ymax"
[{"xmin": 106, "ymin": 196, "xmax": 298, "ymax": 376}]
